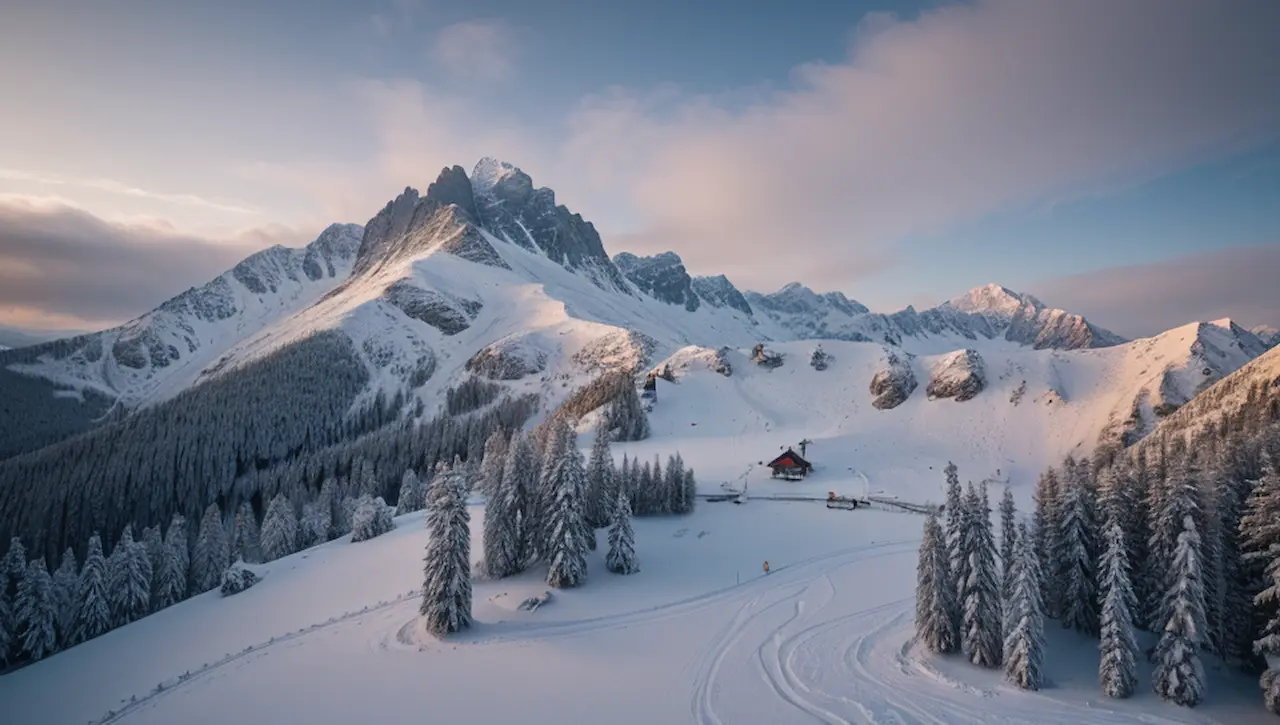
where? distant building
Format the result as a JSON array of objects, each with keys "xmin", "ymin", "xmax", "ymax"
[{"xmin": 767, "ymin": 448, "xmax": 812, "ymax": 481}]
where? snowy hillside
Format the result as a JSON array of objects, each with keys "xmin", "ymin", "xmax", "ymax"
[{"xmin": 2, "ymin": 491, "xmax": 1269, "ymax": 724}]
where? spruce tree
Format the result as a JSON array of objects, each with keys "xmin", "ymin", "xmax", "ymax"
[
  {"xmin": 652, "ymin": 455, "xmax": 665, "ymax": 514},
  {"xmin": 916, "ymin": 512, "xmax": 959, "ymax": 654},
  {"xmin": 1148, "ymin": 453, "xmax": 1204, "ymax": 631},
  {"xmin": 260, "ymin": 493, "xmax": 299, "ymax": 560},
  {"xmin": 51, "ymin": 548, "xmax": 78, "ymax": 647},
  {"xmin": 193, "ymin": 503, "xmax": 229, "ymax": 593},
  {"xmin": 1003, "ymin": 523, "xmax": 1045, "ymax": 690},
  {"xmin": 1032, "ymin": 468, "xmax": 1062, "ymax": 617},
  {"xmin": 233, "ymin": 502, "xmax": 261, "ymax": 564},
  {"xmin": 483, "ymin": 451, "xmax": 524, "ymax": 579},
  {"xmin": 606, "ymin": 490, "xmax": 638, "ymax": 575},
  {"xmin": 943, "ymin": 462, "xmax": 964, "ymax": 597},
  {"xmin": 960, "ymin": 483, "xmax": 1002, "ymax": 668},
  {"xmin": 3, "ymin": 536, "xmax": 26, "ymax": 599},
  {"xmin": 394, "ymin": 469, "xmax": 425, "ymax": 516},
  {"xmin": 1099, "ymin": 521, "xmax": 1139, "ymax": 699},
  {"xmin": 16, "ymin": 558, "xmax": 57, "ymax": 661},
  {"xmin": 502, "ymin": 433, "xmax": 537, "ymax": 569},
  {"xmin": 999, "ymin": 487, "xmax": 1017, "ymax": 601},
  {"xmin": 420, "ymin": 465, "xmax": 472, "ymax": 637},
  {"xmin": 1056, "ymin": 474, "xmax": 1100, "ymax": 635},
  {"xmin": 155, "ymin": 517, "xmax": 188, "ymax": 609},
  {"xmin": 74, "ymin": 533, "xmax": 113, "ymax": 643},
  {"xmin": 1152, "ymin": 515, "xmax": 1207, "ymax": 708},
  {"xmin": 477, "ymin": 430, "xmax": 508, "ymax": 498},
  {"xmin": 299, "ymin": 501, "xmax": 331, "ymax": 549},
  {"xmin": 0, "ymin": 583, "xmax": 10, "ymax": 666},
  {"xmin": 585, "ymin": 426, "xmax": 617, "ymax": 529},
  {"xmin": 682, "ymin": 468, "xmax": 698, "ymax": 514},
  {"xmin": 547, "ymin": 441, "xmax": 590, "ymax": 589},
  {"xmin": 108, "ymin": 526, "xmax": 152, "ymax": 626}
]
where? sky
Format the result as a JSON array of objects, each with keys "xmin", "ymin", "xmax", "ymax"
[{"xmin": 1, "ymin": 0, "xmax": 1278, "ymax": 337}]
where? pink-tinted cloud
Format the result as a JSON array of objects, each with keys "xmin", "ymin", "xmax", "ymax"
[
  {"xmin": 552, "ymin": 0, "xmax": 1280, "ymax": 290},
  {"xmin": 1029, "ymin": 245, "xmax": 1280, "ymax": 339}
]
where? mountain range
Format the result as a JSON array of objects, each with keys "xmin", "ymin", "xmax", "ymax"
[{"xmin": 0, "ymin": 157, "xmax": 1273, "ymax": 463}]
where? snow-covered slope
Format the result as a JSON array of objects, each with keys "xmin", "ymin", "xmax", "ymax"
[
  {"xmin": 1253, "ymin": 324, "xmax": 1279, "ymax": 349},
  {"xmin": 1, "ymin": 223, "xmax": 363, "ymax": 409}
]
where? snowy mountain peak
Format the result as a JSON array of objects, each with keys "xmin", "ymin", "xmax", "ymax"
[
  {"xmin": 1252, "ymin": 324, "xmax": 1279, "ymax": 348},
  {"xmin": 471, "ymin": 157, "xmax": 526, "ymax": 196},
  {"xmin": 945, "ymin": 283, "xmax": 1034, "ymax": 317}
]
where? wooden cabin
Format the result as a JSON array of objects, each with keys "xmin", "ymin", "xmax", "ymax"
[
  {"xmin": 767, "ymin": 448, "xmax": 812, "ymax": 481},
  {"xmin": 642, "ymin": 373, "xmax": 657, "ymax": 400}
]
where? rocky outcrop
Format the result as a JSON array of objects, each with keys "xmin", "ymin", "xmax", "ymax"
[
  {"xmin": 691, "ymin": 275, "xmax": 753, "ymax": 316},
  {"xmin": 613, "ymin": 252, "xmax": 700, "ymax": 311},
  {"xmin": 869, "ymin": 349, "xmax": 917, "ymax": 409},
  {"xmin": 470, "ymin": 158, "xmax": 630, "ymax": 293},
  {"xmin": 926, "ymin": 349, "xmax": 986, "ymax": 402},
  {"xmin": 466, "ymin": 335, "xmax": 549, "ymax": 380},
  {"xmin": 383, "ymin": 281, "xmax": 481, "ymax": 335},
  {"xmin": 572, "ymin": 330, "xmax": 658, "ymax": 375}
]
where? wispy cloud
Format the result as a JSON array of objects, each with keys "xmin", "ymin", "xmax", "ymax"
[
  {"xmin": 430, "ymin": 19, "xmax": 519, "ymax": 83},
  {"xmin": 1029, "ymin": 245, "xmax": 1280, "ymax": 339},
  {"xmin": 0, "ymin": 168, "xmax": 260, "ymax": 215}
]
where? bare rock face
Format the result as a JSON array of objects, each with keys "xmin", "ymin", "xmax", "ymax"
[
  {"xmin": 926, "ymin": 349, "xmax": 986, "ymax": 402},
  {"xmin": 466, "ymin": 335, "xmax": 549, "ymax": 380},
  {"xmin": 383, "ymin": 281, "xmax": 480, "ymax": 335},
  {"xmin": 869, "ymin": 348, "xmax": 917, "ymax": 409}
]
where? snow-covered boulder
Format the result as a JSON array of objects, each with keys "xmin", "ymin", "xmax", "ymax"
[
  {"xmin": 466, "ymin": 334, "xmax": 549, "ymax": 380},
  {"xmin": 220, "ymin": 564, "xmax": 261, "ymax": 597},
  {"xmin": 926, "ymin": 349, "xmax": 986, "ymax": 402},
  {"xmin": 572, "ymin": 330, "xmax": 658, "ymax": 375},
  {"xmin": 869, "ymin": 349, "xmax": 917, "ymax": 409}
]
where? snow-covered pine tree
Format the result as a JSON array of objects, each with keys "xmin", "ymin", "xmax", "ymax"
[
  {"xmin": 1245, "ymin": 456, "xmax": 1280, "ymax": 712},
  {"xmin": 108, "ymin": 525, "xmax": 152, "ymax": 626},
  {"xmin": 193, "ymin": 503, "xmax": 229, "ymax": 593},
  {"xmin": 74, "ymin": 534, "xmax": 113, "ymax": 643},
  {"xmin": 532, "ymin": 421, "xmax": 570, "ymax": 557},
  {"xmin": 1032, "ymin": 467, "xmax": 1062, "ymax": 617},
  {"xmin": 606, "ymin": 490, "xmax": 638, "ymax": 575},
  {"xmin": 943, "ymin": 462, "xmax": 964, "ymax": 597},
  {"xmin": 318, "ymin": 478, "xmax": 342, "ymax": 540},
  {"xmin": 1055, "ymin": 472, "xmax": 1100, "ymax": 635},
  {"xmin": 155, "ymin": 516, "xmax": 188, "ymax": 609},
  {"xmin": 233, "ymin": 502, "xmax": 261, "ymax": 565},
  {"xmin": 502, "ymin": 433, "xmax": 537, "ymax": 569},
  {"xmin": 618, "ymin": 453, "xmax": 632, "ymax": 500},
  {"xmin": 1099, "ymin": 521, "xmax": 1139, "ymax": 698},
  {"xmin": 16, "ymin": 558, "xmax": 57, "ymax": 661},
  {"xmin": 960, "ymin": 483, "xmax": 1002, "ymax": 668},
  {"xmin": 477, "ymin": 430, "xmax": 508, "ymax": 499},
  {"xmin": 1148, "ymin": 454, "xmax": 1204, "ymax": 635},
  {"xmin": 1153, "ymin": 515, "xmax": 1208, "ymax": 707},
  {"xmin": 51, "ymin": 548, "xmax": 78, "ymax": 647},
  {"xmin": 0, "ymin": 581, "xmax": 9, "ymax": 666},
  {"xmin": 260, "ymin": 493, "xmax": 299, "ymax": 560},
  {"xmin": 652, "ymin": 455, "xmax": 666, "ymax": 514},
  {"xmin": 3, "ymin": 536, "xmax": 25, "ymax": 597},
  {"xmin": 299, "ymin": 500, "xmax": 331, "ymax": 549},
  {"xmin": 141, "ymin": 525, "xmax": 164, "ymax": 600},
  {"xmin": 1000, "ymin": 487, "xmax": 1017, "ymax": 601},
  {"xmin": 394, "ymin": 469, "xmax": 425, "ymax": 516},
  {"xmin": 585, "ymin": 426, "xmax": 617, "ymax": 529},
  {"xmin": 1205, "ymin": 452, "xmax": 1252, "ymax": 664},
  {"xmin": 1003, "ymin": 522, "xmax": 1045, "ymax": 690},
  {"xmin": 682, "ymin": 468, "xmax": 698, "ymax": 514},
  {"xmin": 916, "ymin": 512, "xmax": 959, "ymax": 654},
  {"xmin": 420, "ymin": 464, "xmax": 471, "ymax": 637},
  {"xmin": 665, "ymin": 454, "xmax": 686, "ymax": 514},
  {"xmin": 547, "ymin": 441, "xmax": 590, "ymax": 589},
  {"xmin": 483, "ymin": 450, "xmax": 523, "ymax": 578},
  {"xmin": 355, "ymin": 456, "xmax": 380, "ymax": 498},
  {"xmin": 350, "ymin": 495, "xmax": 395, "ymax": 542}
]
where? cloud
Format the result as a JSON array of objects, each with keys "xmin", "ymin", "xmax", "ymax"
[
  {"xmin": 0, "ymin": 196, "xmax": 316, "ymax": 329},
  {"xmin": 430, "ymin": 20, "xmax": 518, "ymax": 83},
  {"xmin": 0, "ymin": 168, "xmax": 259, "ymax": 215},
  {"xmin": 549, "ymin": 0, "xmax": 1280, "ymax": 290},
  {"xmin": 1028, "ymin": 245, "xmax": 1280, "ymax": 339}
]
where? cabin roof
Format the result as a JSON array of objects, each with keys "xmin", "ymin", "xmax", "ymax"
[{"xmin": 767, "ymin": 448, "xmax": 811, "ymax": 469}]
